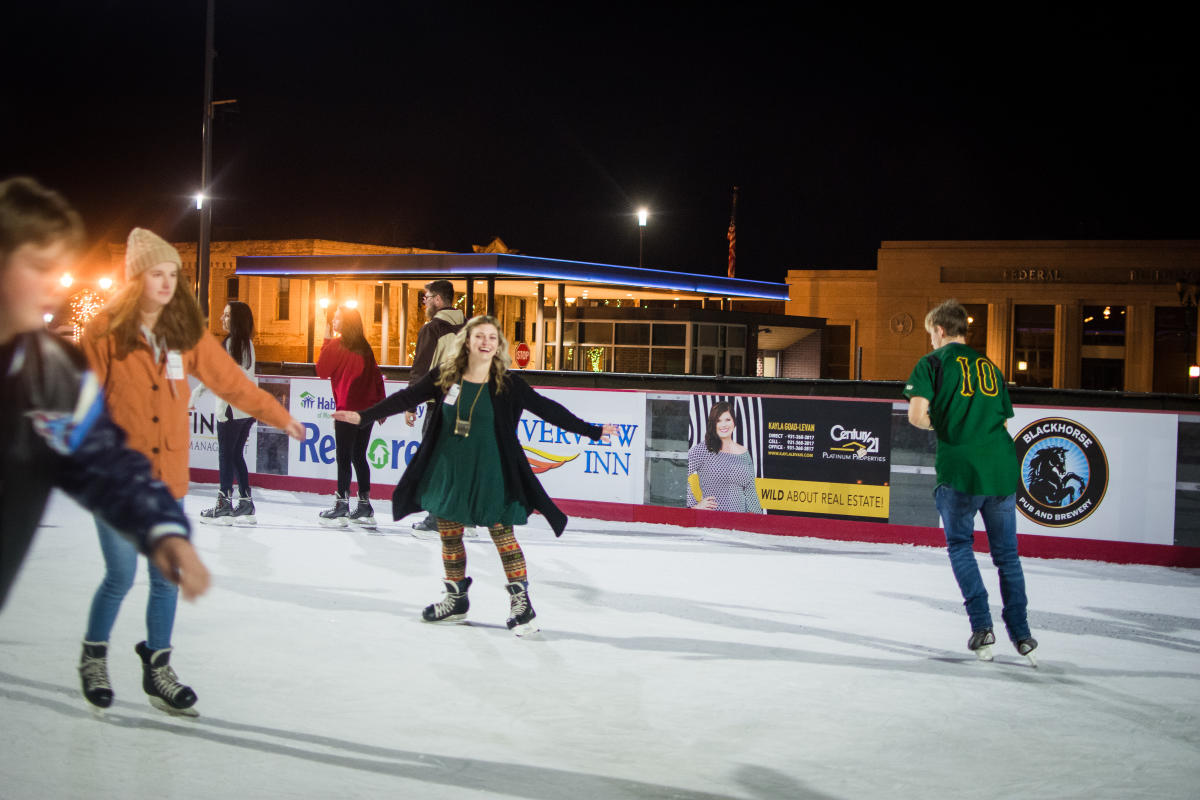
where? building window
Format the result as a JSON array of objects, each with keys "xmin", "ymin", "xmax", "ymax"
[
  {"xmin": 1153, "ymin": 306, "xmax": 1192, "ymax": 393},
  {"xmin": 226, "ymin": 277, "xmax": 239, "ymax": 301},
  {"xmin": 373, "ymin": 285, "xmax": 384, "ymax": 324},
  {"xmin": 1081, "ymin": 305, "xmax": 1126, "ymax": 391},
  {"xmin": 824, "ymin": 325, "xmax": 851, "ymax": 380},
  {"xmin": 963, "ymin": 304, "xmax": 988, "ymax": 353},
  {"xmin": 276, "ymin": 278, "xmax": 290, "ymax": 321},
  {"xmin": 1011, "ymin": 305, "xmax": 1054, "ymax": 387}
]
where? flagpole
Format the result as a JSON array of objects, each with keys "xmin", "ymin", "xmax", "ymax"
[{"xmin": 727, "ymin": 186, "xmax": 739, "ymax": 279}]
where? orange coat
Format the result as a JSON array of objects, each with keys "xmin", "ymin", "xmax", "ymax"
[{"xmin": 82, "ymin": 312, "xmax": 292, "ymax": 498}]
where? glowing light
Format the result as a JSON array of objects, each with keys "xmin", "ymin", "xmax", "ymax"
[
  {"xmin": 1190, "ymin": 365, "xmax": 1200, "ymax": 379},
  {"xmin": 1017, "ymin": 361, "xmax": 1028, "ymax": 372},
  {"xmin": 59, "ymin": 273, "xmax": 73, "ymax": 288},
  {"xmin": 194, "ymin": 193, "xmax": 206, "ymax": 210},
  {"xmin": 68, "ymin": 288, "xmax": 105, "ymax": 343},
  {"xmin": 98, "ymin": 277, "xmax": 113, "ymax": 290},
  {"xmin": 1103, "ymin": 306, "xmax": 1111, "ymax": 319},
  {"xmin": 967, "ymin": 316, "xmax": 974, "ymax": 324},
  {"xmin": 343, "ymin": 299, "xmax": 358, "ymax": 309},
  {"xmin": 43, "ymin": 312, "xmax": 54, "ymax": 324},
  {"xmin": 637, "ymin": 208, "xmax": 648, "ymax": 227},
  {"xmin": 318, "ymin": 298, "xmax": 330, "ymax": 309}
]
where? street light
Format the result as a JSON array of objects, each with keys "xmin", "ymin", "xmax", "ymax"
[{"xmin": 637, "ymin": 207, "xmax": 648, "ymax": 267}]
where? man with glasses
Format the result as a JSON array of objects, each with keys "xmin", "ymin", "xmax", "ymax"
[{"xmin": 407, "ymin": 280, "xmax": 465, "ymax": 533}]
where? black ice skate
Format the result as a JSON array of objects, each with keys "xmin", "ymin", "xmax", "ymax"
[
  {"xmin": 199, "ymin": 491, "xmax": 233, "ymax": 526},
  {"xmin": 422, "ymin": 577, "xmax": 472, "ymax": 622},
  {"xmin": 318, "ymin": 492, "xmax": 349, "ymax": 527},
  {"xmin": 79, "ymin": 640, "xmax": 114, "ymax": 709},
  {"xmin": 967, "ymin": 628, "xmax": 996, "ymax": 661},
  {"xmin": 135, "ymin": 641, "xmax": 198, "ymax": 716},
  {"xmin": 505, "ymin": 580, "xmax": 540, "ymax": 637},
  {"xmin": 230, "ymin": 494, "xmax": 256, "ymax": 525},
  {"xmin": 1015, "ymin": 636, "xmax": 1039, "ymax": 667},
  {"xmin": 349, "ymin": 494, "xmax": 376, "ymax": 528}
]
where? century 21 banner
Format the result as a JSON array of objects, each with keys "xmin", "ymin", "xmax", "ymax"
[{"xmin": 686, "ymin": 394, "xmax": 892, "ymax": 521}]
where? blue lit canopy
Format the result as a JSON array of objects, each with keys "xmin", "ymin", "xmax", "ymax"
[{"xmin": 234, "ymin": 252, "xmax": 789, "ymax": 301}]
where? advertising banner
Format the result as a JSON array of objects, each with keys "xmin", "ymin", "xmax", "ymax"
[
  {"xmin": 288, "ymin": 377, "xmax": 428, "ymax": 484},
  {"xmin": 516, "ymin": 387, "xmax": 644, "ymax": 504},
  {"xmin": 685, "ymin": 394, "xmax": 892, "ymax": 521},
  {"xmin": 286, "ymin": 380, "xmax": 644, "ymax": 505},
  {"xmin": 1008, "ymin": 407, "xmax": 1177, "ymax": 544},
  {"xmin": 186, "ymin": 376, "xmax": 258, "ymax": 472}
]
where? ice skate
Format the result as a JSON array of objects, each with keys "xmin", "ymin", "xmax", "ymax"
[
  {"xmin": 78, "ymin": 640, "xmax": 114, "ymax": 709},
  {"xmin": 411, "ymin": 513, "xmax": 438, "ymax": 538},
  {"xmin": 230, "ymin": 494, "xmax": 256, "ymax": 526},
  {"xmin": 1016, "ymin": 636, "xmax": 1039, "ymax": 667},
  {"xmin": 422, "ymin": 577, "xmax": 471, "ymax": 622},
  {"xmin": 198, "ymin": 491, "xmax": 233, "ymax": 526},
  {"xmin": 348, "ymin": 494, "xmax": 376, "ymax": 528},
  {"xmin": 135, "ymin": 641, "xmax": 198, "ymax": 717},
  {"xmin": 505, "ymin": 580, "xmax": 540, "ymax": 637},
  {"xmin": 967, "ymin": 628, "xmax": 995, "ymax": 661},
  {"xmin": 318, "ymin": 492, "xmax": 349, "ymax": 527}
]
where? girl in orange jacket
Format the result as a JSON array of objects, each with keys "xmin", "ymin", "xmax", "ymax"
[{"xmin": 80, "ymin": 227, "xmax": 303, "ymax": 715}]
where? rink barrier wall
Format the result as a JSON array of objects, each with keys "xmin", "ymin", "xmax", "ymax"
[{"xmin": 189, "ymin": 468, "xmax": 1200, "ymax": 568}]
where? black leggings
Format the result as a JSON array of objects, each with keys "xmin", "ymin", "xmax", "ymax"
[
  {"xmin": 217, "ymin": 416, "xmax": 255, "ymax": 496},
  {"xmin": 334, "ymin": 419, "xmax": 371, "ymax": 497}
]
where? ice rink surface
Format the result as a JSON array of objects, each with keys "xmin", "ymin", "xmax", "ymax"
[{"xmin": 2, "ymin": 485, "xmax": 1198, "ymax": 800}]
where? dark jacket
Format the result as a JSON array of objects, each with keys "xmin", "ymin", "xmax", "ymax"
[
  {"xmin": 410, "ymin": 308, "xmax": 466, "ymax": 381},
  {"xmin": 1, "ymin": 332, "xmax": 190, "ymax": 610},
  {"xmin": 357, "ymin": 369, "xmax": 602, "ymax": 536}
]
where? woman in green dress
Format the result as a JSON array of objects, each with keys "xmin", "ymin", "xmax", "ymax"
[{"xmin": 334, "ymin": 315, "xmax": 616, "ymax": 635}]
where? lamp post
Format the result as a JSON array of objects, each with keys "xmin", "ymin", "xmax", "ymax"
[{"xmin": 637, "ymin": 207, "xmax": 648, "ymax": 267}]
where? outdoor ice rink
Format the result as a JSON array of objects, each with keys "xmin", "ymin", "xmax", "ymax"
[{"xmin": 2, "ymin": 485, "xmax": 1198, "ymax": 800}]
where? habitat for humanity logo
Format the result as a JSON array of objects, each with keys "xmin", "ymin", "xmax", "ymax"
[
  {"xmin": 1014, "ymin": 417, "xmax": 1109, "ymax": 527},
  {"xmin": 824, "ymin": 424, "xmax": 884, "ymax": 461},
  {"xmin": 298, "ymin": 391, "xmax": 335, "ymax": 413}
]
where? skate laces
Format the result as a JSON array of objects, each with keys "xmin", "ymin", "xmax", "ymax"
[
  {"xmin": 509, "ymin": 589, "xmax": 529, "ymax": 615},
  {"xmin": 430, "ymin": 591, "xmax": 460, "ymax": 617},
  {"xmin": 79, "ymin": 656, "xmax": 111, "ymax": 688},
  {"xmin": 151, "ymin": 664, "xmax": 187, "ymax": 700}
]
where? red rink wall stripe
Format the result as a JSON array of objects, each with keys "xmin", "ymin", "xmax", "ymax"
[{"xmin": 191, "ymin": 469, "xmax": 1200, "ymax": 568}]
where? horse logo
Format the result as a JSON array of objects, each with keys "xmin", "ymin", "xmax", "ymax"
[{"xmin": 1014, "ymin": 418, "xmax": 1108, "ymax": 527}]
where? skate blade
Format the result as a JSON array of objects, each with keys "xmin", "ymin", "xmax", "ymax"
[
  {"xmin": 512, "ymin": 622, "xmax": 541, "ymax": 638},
  {"xmin": 149, "ymin": 697, "xmax": 199, "ymax": 717},
  {"xmin": 422, "ymin": 613, "xmax": 469, "ymax": 624},
  {"xmin": 1024, "ymin": 652, "xmax": 1039, "ymax": 668},
  {"xmin": 232, "ymin": 516, "xmax": 257, "ymax": 526},
  {"xmin": 318, "ymin": 518, "xmax": 348, "ymax": 528},
  {"xmin": 198, "ymin": 517, "xmax": 233, "ymax": 527},
  {"xmin": 350, "ymin": 519, "xmax": 377, "ymax": 528},
  {"xmin": 974, "ymin": 645, "xmax": 994, "ymax": 662}
]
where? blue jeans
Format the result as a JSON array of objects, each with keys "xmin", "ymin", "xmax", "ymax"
[
  {"xmin": 217, "ymin": 415, "xmax": 255, "ymax": 496},
  {"xmin": 934, "ymin": 485, "xmax": 1030, "ymax": 641},
  {"xmin": 84, "ymin": 507, "xmax": 180, "ymax": 650}
]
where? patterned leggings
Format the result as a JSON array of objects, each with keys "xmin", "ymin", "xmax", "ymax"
[{"xmin": 436, "ymin": 519, "xmax": 528, "ymax": 583}]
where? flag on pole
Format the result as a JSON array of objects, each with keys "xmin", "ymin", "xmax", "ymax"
[{"xmin": 726, "ymin": 186, "xmax": 739, "ymax": 279}]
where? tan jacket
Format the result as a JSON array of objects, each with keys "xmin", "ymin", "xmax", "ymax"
[{"xmin": 83, "ymin": 313, "xmax": 292, "ymax": 498}]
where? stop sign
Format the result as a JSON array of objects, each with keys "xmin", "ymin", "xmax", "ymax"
[{"xmin": 515, "ymin": 341, "xmax": 531, "ymax": 367}]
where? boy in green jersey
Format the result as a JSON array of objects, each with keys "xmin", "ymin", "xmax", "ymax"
[{"xmin": 904, "ymin": 300, "xmax": 1038, "ymax": 664}]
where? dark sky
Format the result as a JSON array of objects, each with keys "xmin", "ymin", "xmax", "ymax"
[{"xmin": 5, "ymin": 4, "xmax": 1197, "ymax": 282}]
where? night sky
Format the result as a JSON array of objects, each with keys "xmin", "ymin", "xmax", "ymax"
[{"xmin": 6, "ymin": 4, "xmax": 1197, "ymax": 282}]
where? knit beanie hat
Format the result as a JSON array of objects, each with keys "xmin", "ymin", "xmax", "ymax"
[{"xmin": 125, "ymin": 227, "xmax": 182, "ymax": 280}]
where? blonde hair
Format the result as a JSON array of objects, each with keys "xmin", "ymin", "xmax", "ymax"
[
  {"xmin": 435, "ymin": 315, "xmax": 512, "ymax": 392},
  {"xmin": 92, "ymin": 270, "xmax": 206, "ymax": 358},
  {"xmin": 924, "ymin": 299, "xmax": 969, "ymax": 338}
]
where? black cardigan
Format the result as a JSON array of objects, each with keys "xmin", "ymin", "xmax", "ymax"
[{"xmin": 356, "ymin": 369, "xmax": 603, "ymax": 536}]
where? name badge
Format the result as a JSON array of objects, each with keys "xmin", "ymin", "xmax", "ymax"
[
  {"xmin": 166, "ymin": 350, "xmax": 185, "ymax": 381},
  {"xmin": 443, "ymin": 384, "xmax": 460, "ymax": 407}
]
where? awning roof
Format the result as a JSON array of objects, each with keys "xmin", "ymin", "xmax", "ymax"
[{"xmin": 234, "ymin": 252, "xmax": 789, "ymax": 301}]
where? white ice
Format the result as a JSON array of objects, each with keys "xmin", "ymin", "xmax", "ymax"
[{"xmin": 2, "ymin": 485, "xmax": 1198, "ymax": 800}]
